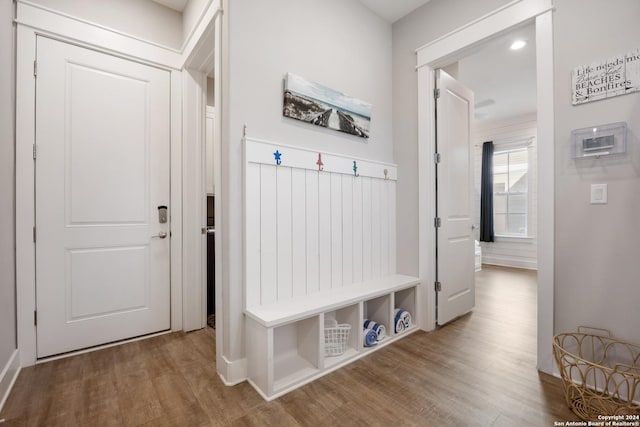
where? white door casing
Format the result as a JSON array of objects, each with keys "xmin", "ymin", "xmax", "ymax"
[
  {"xmin": 416, "ymin": 0, "xmax": 555, "ymax": 373},
  {"xmin": 435, "ymin": 69, "xmax": 475, "ymax": 326},
  {"xmin": 35, "ymin": 36, "xmax": 171, "ymax": 357}
]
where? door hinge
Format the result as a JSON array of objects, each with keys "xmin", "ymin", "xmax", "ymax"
[
  {"xmin": 435, "ymin": 281, "xmax": 442, "ymax": 292},
  {"xmin": 33, "ymin": 144, "xmax": 37, "ymax": 160},
  {"xmin": 33, "ymin": 60, "xmax": 37, "ymax": 77},
  {"xmin": 434, "ymin": 88, "xmax": 440, "ymax": 99},
  {"xmin": 434, "ymin": 152, "xmax": 441, "ymax": 163},
  {"xmin": 34, "ymin": 310, "xmax": 37, "ymax": 326},
  {"xmin": 434, "ymin": 217, "xmax": 441, "ymax": 228},
  {"xmin": 33, "ymin": 226, "xmax": 36, "ymax": 242}
]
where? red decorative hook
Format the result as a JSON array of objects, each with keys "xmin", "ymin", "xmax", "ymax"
[{"xmin": 316, "ymin": 153, "xmax": 324, "ymax": 171}]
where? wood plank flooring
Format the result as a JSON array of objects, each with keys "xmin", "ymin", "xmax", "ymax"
[{"xmin": 1, "ymin": 266, "xmax": 579, "ymax": 426}]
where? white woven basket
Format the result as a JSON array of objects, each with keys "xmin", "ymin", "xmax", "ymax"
[{"xmin": 324, "ymin": 324, "xmax": 351, "ymax": 357}]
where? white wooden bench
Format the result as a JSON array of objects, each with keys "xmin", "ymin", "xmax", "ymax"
[
  {"xmin": 243, "ymin": 138, "xmax": 420, "ymax": 400},
  {"xmin": 245, "ymin": 274, "xmax": 420, "ymax": 400}
]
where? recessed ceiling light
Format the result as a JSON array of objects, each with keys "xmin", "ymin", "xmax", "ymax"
[{"xmin": 510, "ymin": 40, "xmax": 527, "ymax": 50}]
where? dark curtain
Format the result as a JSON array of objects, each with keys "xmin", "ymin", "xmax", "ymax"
[{"xmin": 480, "ymin": 141, "xmax": 494, "ymax": 242}]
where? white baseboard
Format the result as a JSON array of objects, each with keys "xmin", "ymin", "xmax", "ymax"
[
  {"xmin": 482, "ymin": 255, "xmax": 537, "ymax": 270},
  {"xmin": 217, "ymin": 355, "xmax": 247, "ymax": 386},
  {"xmin": 0, "ymin": 349, "xmax": 21, "ymax": 413}
]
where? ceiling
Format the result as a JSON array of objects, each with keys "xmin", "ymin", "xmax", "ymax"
[
  {"xmin": 150, "ymin": 0, "xmax": 188, "ymax": 12},
  {"xmin": 456, "ymin": 22, "xmax": 537, "ymax": 121},
  {"xmin": 358, "ymin": 0, "xmax": 432, "ymax": 23},
  {"xmin": 151, "ymin": 0, "xmax": 434, "ymax": 22}
]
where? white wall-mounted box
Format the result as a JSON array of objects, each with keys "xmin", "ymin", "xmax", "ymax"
[{"xmin": 571, "ymin": 122, "xmax": 627, "ymax": 159}]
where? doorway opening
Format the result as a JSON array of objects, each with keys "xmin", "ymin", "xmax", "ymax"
[
  {"xmin": 445, "ymin": 22, "xmax": 539, "ymax": 266},
  {"xmin": 416, "ymin": 1, "xmax": 555, "ymax": 373},
  {"xmin": 181, "ymin": 12, "xmax": 222, "ymax": 367},
  {"xmin": 435, "ymin": 21, "xmax": 540, "ymax": 330},
  {"xmin": 205, "ymin": 77, "xmax": 216, "ymax": 329}
]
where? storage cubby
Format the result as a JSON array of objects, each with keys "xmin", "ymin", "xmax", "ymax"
[
  {"xmin": 393, "ymin": 287, "xmax": 416, "ymax": 335},
  {"xmin": 245, "ymin": 275, "xmax": 421, "ymax": 400},
  {"xmin": 273, "ymin": 316, "xmax": 320, "ymax": 392},
  {"xmin": 363, "ymin": 295, "xmax": 391, "ymax": 349},
  {"xmin": 323, "ymin": 303, "xmax": 361, "ymax": 368}
]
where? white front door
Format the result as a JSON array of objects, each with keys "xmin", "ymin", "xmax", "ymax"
[
  {"xmin": 435, "ymin": 69, "xmax": 475, "ymax": 326},
  {"xmin": 35, "ymin": 37, "xmax": 171, "ymax": 358}
]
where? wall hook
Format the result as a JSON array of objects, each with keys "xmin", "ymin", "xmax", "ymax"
[
  {"xmin": 274, "ymin": 150, "xmax": 282, "ymax": 165},
  {"xmin": 353, "ymin": 161, "xmax": 359, "ymax": 177},
  {"xmin": 316, "ymin": 153, "xmax": 324, "ymax": 171},
  {"xmin": 243, "ymin": 124, "xmax": 248, "ymax": 138},
  {"xmin": 383, "ymin": 169, "xmax": 389, "ymax": 180}
]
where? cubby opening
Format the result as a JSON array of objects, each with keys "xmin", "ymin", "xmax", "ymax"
[
  {"xmin": 394, "ymin": 287, "xmax": 416, "ymax": 335},
  {"xmin": 273, "ymin": 316, "xmax": 320, "ymax": 391},
  {"xmin": 363, "ymin": 295, "xmax": 391, "ymax": 349},
  {"xmin": 324, "ymin": 304, "xmax": 360, "ymax": 368}
]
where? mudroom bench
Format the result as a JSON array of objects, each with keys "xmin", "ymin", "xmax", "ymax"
[
  {"xmin": 245, "ymin": 274, "xmax": 420, "ymax": 400},
  {"xmin": 243, "ymin": 137, "xmax": 419, "ymax": 400}
]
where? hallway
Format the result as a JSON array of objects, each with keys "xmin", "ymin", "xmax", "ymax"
[{"xmin": 0, "ymin": 266, "xmax": 578, "ymax": 426}]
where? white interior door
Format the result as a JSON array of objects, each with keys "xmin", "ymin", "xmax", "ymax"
[
  {"xmin": 435, "ymin": 69, "xmax": 475, "ymax": 326},
  {"xmin": 35, "ymin": 37, "xmax": 171, "ymax": 357}
]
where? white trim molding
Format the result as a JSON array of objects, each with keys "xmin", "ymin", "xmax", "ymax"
[
  {"xmin": 482, "ymin": 255, "xmax": 538, "ymax": 271},
  {"xmin": 0, "ymin": 350, "xmax": 21, "ymax": 413},
  {"xmin": 534, "ymin": 9, "xmax": 556, "ymax": 375},
  {"xmin": 416, "ymin": 0, "xmax": 555, "ymax": 374},
  {"xmin": 416, "ymin": 0, "xmax": 554, "ymax": 69},
  {"xmin": 15, "ymin": 1, "xmax": 183, "ymax": 69},
  {"xmin": 15, "ymin": 23, "xmax": 37, "ymax": 367},
  {"xmin": 15, "ymin": 0, "xmax": 222, "ymax": 70},
  {"xmin": 218, "ymin": 356, "xmax": 247, "ymax": 386},
  {"xmin": 180, "ymin": 0, "xmax": 219, "ymax": 60},
  {"xmin": 170, "ymin": 70, "xmax": 184, "ymax": 332}
]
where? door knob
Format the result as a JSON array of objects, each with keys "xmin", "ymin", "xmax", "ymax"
[{"xmin": 152, "ymin": 231, "xmax": 168, "ymax": 239}]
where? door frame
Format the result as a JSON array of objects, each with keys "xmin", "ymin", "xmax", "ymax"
[
  {"xmin": 181, "ymin": 14, "xmax": 221, "ymax": 334},
  {"xmin": 416, "ymin": 0, "xmax": 556, "ymax": 373},
  {"xmin": 14, "ymin": 0, "xmax": 222, "ymax": 366}
]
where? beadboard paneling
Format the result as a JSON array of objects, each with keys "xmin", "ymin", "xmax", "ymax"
[{"xmin": 245, "ymin": 138, "xmax": 398, "ymax": 308}]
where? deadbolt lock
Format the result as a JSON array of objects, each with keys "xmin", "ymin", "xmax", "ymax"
[{"xmin": 158, "ymin": 205, "xmax": 168, "ymax": 223}]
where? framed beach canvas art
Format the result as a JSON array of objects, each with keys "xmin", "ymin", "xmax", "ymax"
[{"xmin": 283, "ymin": 73, "xmax": 371, "ymax": 139}]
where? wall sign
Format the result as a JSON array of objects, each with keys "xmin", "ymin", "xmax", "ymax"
[
  {"xmin": 283, "ymin": 73, "xmax": 372, "ymax": 139},
  {"xmin": 572, "ymin": 48, "xmax": 640, "ymax": 105}
]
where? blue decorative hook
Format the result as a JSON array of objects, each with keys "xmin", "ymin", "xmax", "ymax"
[
  {"xmin": 353, "ymin": 161, "xmax": 359, "ymax": 177},
  {"xmin": 274, "ymin": 150, "xmax": 282, "ymax": 166}
]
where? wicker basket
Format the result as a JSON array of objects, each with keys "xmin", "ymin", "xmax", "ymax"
[
  {"xmin": 553, "ymin": 326, "xmax": 640, "ymax": 420},
  {"xmin": 324, "ymin": 324, "xmax": 351, "ymax": 357}
]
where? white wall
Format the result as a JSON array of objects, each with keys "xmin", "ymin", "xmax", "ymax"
[
  {"xmin": 26, "ymin": 0, "xmax": 183, "ymax": 49},
  {"xmin": 0, "ymin": 0, "xmax": 17, "ymax": 372},
  {"xmin": 473, "ymin": 113, "xmax": 538, "ymax": 270},
  {"xmin": 391, "ymin": 0, "xmax": 513, "ymax": 277},
  {"xmin": 223, "ymin": 0, "xmax": 393, "ymax": 362},
  {"xmin": 554, "ymin": 0, "xmax": 640, "ymax": 344}
]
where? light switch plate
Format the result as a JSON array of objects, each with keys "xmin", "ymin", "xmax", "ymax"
[{"xmin": 590, "ymin": 184, "xmax": 608, "ymax": 204}]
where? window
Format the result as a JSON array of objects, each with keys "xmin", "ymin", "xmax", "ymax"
[{"xmin": 493, "ymin": 148, "xmax": 528, "ymax": 237}]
